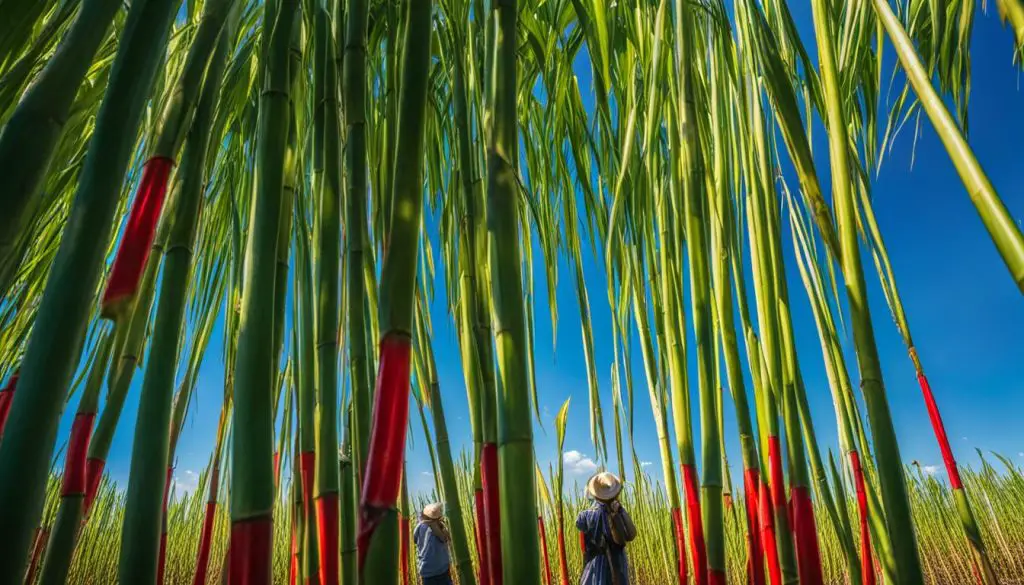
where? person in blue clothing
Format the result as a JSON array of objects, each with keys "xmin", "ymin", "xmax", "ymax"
[
  {"xmin": 414, "ymin": 502, "xmax": 453, "ymax": 585},
  {"xmin": 577, "ymin": 472, "xmax": 637, "ymax": 585}
]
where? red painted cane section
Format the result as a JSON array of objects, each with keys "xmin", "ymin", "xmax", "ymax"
[
  {"xmin": 555, "ymin": 512, "xmax": 568, "ymax": 585},
  {"xmin": 229, "ymin": 517, "xmax": 274, "ymax": 585},
  {"xmin": 84, "ymin": 458, "xmax": 106, "ymax": 515},
  {"xmin": 317, "ymin": 494, "xmax": 340, "ymax": 585},
  {"xmin": 682, "ymin": 464, "xmax": 707, "ymax": 585},
  {"xmin": 61, "ymin": 413, "xmax": 96, "ymax": 495},
  {"xmin": 538, "ymin": 516, "xmax": 553, "ymax": 585},
  {"xmin": 791, "ymin": 486, "xmax": 823, "ymax": 585},
  {"xmin": 916, "ymin": 373, "xmax": 963, "ymax": 489},
  {"xmin": 743, "ymin": 469, "xmax": 765, "ymax": 585},
  {"xmin": 709, "ymin": 570, "xmax": 727, "ymax": 585},
  {"xmin": 358, "ymin": 334, "xmax": 412, "ymax": 571},
  {"xmin": 758, "ymin": 481, "xmax": 782, "ymax": 585},
  {"xmin": 671, "ymin": 506, "xmax": 688, "ymax": 585},
  {"xmin": 0, "ymin": 372, "xmax": 17, "ymax": 439},
  {"xmin": 192, "ymin": 501, "xmax": 218, "ymax": 585},
  {"xmin": 767, "ymin": 438, "xmax": 786, "ymax": 510},
  {"xmin": 481, "ymin": 443, "xmax": 503, "ymax": 585},
  {"xmin": 25, "ymin": 528, "xmax": 48, "ymax": 585},
  {"xmin": 102, "ymin": 157, "xmax": 175, "ymax": 318},
  {"xmin": 849, "ymin": 452, "xmax": 875, "ymax": 585}
]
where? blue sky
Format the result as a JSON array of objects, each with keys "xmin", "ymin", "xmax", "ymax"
[{"xmin": 53, "ymin": 4, "xmax": 1024, "ymax": 500}]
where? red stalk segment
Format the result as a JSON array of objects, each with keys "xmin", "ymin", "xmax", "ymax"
[
  {"xmin": 849, "ymin": 452, "xmax": 875, "ymax": 585},
  {"xmin": 538, "ymin": 516, "xmax": 553, "ymax": 585},
  {"xmin": 481, "ymin": 443, "xmax": 503, "ymax": 585},
  {"xmin": 84, "ymin": 457, "xmax": 105, "ymax": 516},
  {"xmin": 61, "ymin": 413, "xmax": 96, "ymax": 496},
  {"xmin": 682, "ymin": 464, "xmax": 707, "ymax": 585},
  {"xmin": 758, "ymin": 481, "xmax": 782, "ymax": 585},
  {"xmin": 399, "ymin": 513, "xmax": 410, "ymax": 585},
  {"xmin": 358, "ymin": 334, "xmax": 412, "ymax": 570},
  {"xmin": 274, "ymin": 452, "xmax": 281, "ymax": 488},
  {"xmin": 790, "ymin": 486, "xmax": 823, "ymax": 585},
  {"xmin": 915, "ymin": 370, "xmax": 962, "ymax": 489},
  {"xmin": 193, "ymin": 501, "xmax": 219, "ymax": 585},
  {"xmin": 317, "ymin": 494, "xmax": 340, "ymax": 585},
  {"xmin": 743, "ymin": 469, "xmax": 765, "ymax": 585},
  {"xmin": 474, "ymin": 490, "xmax": 492, "ymax": 585},
  {"xmin": 671, "ymin": 506, "xmax": 688, "ymax": 585},
  {"xmin": 0, "ymin": 372, "xmax": 18, "ymax": 439},
  {"xmin": 290, "ymin": 518, "xmax": 299, "ymax": 585},
  {"xmin": 578, "ymin": 531, "xmax": 585, "ymax": 555},
  {"xmin": 25, "ymin": 527, "xmax": 48, "ymax": 584},
  {"xmin": 101, "ymin": 157, "xmax": 175, "ymax": 318},
  {"xmin": 229, "ymin": 517, "xmax": 274, "ymax": 585},
  {"xmin": 709, "ymin": 570, "xmax": 727, "ymax": 585},
  {"xmin": 554, "ymin": 511, "xmax": 568, "ymax": 585}
]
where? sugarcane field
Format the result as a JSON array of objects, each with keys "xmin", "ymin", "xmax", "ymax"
[{"xmin": 3, "ymin": 0, "xmax": 1024, "ymax": 583}]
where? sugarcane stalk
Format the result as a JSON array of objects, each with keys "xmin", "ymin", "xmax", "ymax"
[
  {"xmin": 343, "ymin": 0, "xmax": 371, "ymax": 483},
  {"xmin": 487, "ymin": 1, "xmax": 540, "ymax": 581},
  {"xmin": 416, "ymin": 303, "xmax": 477, "ymax": 585},
  {"xmin": 814, "ymin": 2, "xmax": 926, "ymax": 583},
  {"xmin": 0, "ymin": 0, "xmax": 180, "ymax": 574},
  {"xmin": 37, "ymin": 326, "xmax": 114, "ymax": 585},
  {"xmin": 117, "ymin": 23, "xmax": 227, "ymax": 577},
  {"xmin": 0, "ymin": 0, "xmax": 121, "ymax": 277},
  {"xmin": 295, "ymin": 198, "xmax": 321, "ymax": 585},
  {"xmin": 356, "ymin": 0, "xmax": 432, "ymax": 579},
  {"xmin": 229, "ymin": 0, "xmax": 298, "ymax": 580},
  {"xmin": 871, "ymin": 0, "xmax": 1024, "ymax": 293},
  {"xmin": 313, "ymin": 8, "xmax": 343, "ymax": 584}
]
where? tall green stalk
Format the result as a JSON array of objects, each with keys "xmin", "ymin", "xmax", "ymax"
[
  {"xmin": 871, "ymin": 0, "xmax": 1024, "ymax": 293},
  {"xmin": 357, "ymin": 0, "xmax": 432, "ymax": 580},
  {"xmin": 313, "ymin": 7, "xmax": 342, "ymax": 584},
  {"xmin": 0, "ymin": 0, "xmax": 179, "ymax": 575},
  {"xmin": 487, "ymin": 0, "xmax": 539, "ymax": 580},
  {"xmin": 415, "ymin": 301, "xmax": 476, "ymax": 585},
  {"xmin": 117, "ymin": 24, "xmax": 227, "ymax": 577},
  {"xmin": 343, "ymin": 0, "xmax": 371, "ymax": 480},
  {"xmin": 229, "ymin": 0, "xmax": 297, "ymax": 579},
  {"xmin": 0, "ymin": 0, "xmax": 121, "ymax": 275},
  {"xmin": 819, "ymin": 1, "xmax": 925, "ymax": 583}
]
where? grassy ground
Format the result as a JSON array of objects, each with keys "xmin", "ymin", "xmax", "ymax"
[{"xmin": 31, "ymin": 456, "xmax": 1024, "ymax": 584}]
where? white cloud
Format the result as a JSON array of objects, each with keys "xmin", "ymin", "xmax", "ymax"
[
  {"xmin": 563, "ymin": 450, "xmax": 598, "ymax": 475},
  {"xmin": 1018, "ymin": 452, "xmax": 1023, "ymax": 458},
  {"xmin": 921, "ymin": 465, "xmax": 940, "ymax": 476},
  {"xmin": 171, "ymin": 469, "xmax": 200, "ymax": 496},
  {"xmin": 421, "ymin": 471, "xmax": 433, "ymax": 477},
  {"xmin": 640, "ymin": 461, "xmax": 653, "ymax": 468}
]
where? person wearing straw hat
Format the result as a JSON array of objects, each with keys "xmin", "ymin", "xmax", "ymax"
[
  {"xmin": 414, "ymin": 502, "xmax": 453, "ymax": 585},
  {"xmin": 577, "ymin": 472, "xmax": 637, "ymax": 585}
]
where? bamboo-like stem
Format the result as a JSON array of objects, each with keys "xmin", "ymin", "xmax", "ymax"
[
  {"xmin": 117, "ymin": 24, "xmax": 226, "ymax": 576},
  {"xmin": 819, "ymin": 1, "xmax": 925, "ymax": 583},
  {"xmin": 37, "ymin": 327, "xmax": 115, "ymax": 585},
  {"xmin": 0, "ymin": 0, "xmax": 179, "ymax": 574},
  {"xmin": 488, "ymin": 0, "xmax": 539, "ymax": 581},
  {"xmin": 416, "ymin": 303, "xmax": 477, "ymax": 585},
  {"xmin": 357, "ymin": 0, "xmax": 432, "ymax": 579},
  {"xmin": 0, "ymin": 0, "xmax": 121, "ymax": 275},
  {"xmin": 229, "ymin": 0, "xmax": 298, "ymax": 581},
  {"xmin": 871, "ymin": 0, "xmax": 1024, "ymax": 293}
]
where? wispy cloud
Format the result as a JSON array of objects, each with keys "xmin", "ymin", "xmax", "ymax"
[
  {"xmin": 171, "ymin": 469, "xmax": 200, "ymax": 495},
  {"xmin": 921, "ymin": 465, "xmax": 940, "ymax": 476},
  {"xmin": 421, "ymin": 471, "xmax": 433, "ymax": 477},
  {"xmin": 563, "ymin": 450, "xmax": 598, "ymax": 475},
  {"xmin": 640, "ymin": 461, "xmax": 653, "ymax": 468}
]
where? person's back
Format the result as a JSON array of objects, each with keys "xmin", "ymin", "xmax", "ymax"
[
  {"xmin": 414, "ymin": 503, "xmax": 452, "ymax": 585},
  {"xmin": 577, "ymin": 472, "xmax": 637, "ymax": 585}
]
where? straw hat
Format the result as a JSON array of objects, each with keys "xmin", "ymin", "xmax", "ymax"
[
  {"xmin": 423, "ymin": 502, "xmax": 445, "ymax": 520},
  {"xmin": 587, "ymin": 472, "xmax": 623, "ymax": 502}
]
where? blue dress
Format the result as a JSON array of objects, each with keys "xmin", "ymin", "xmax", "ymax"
[{"xmin": 576, "ymin": 503, "xmax": 631, "ymax": 585}]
